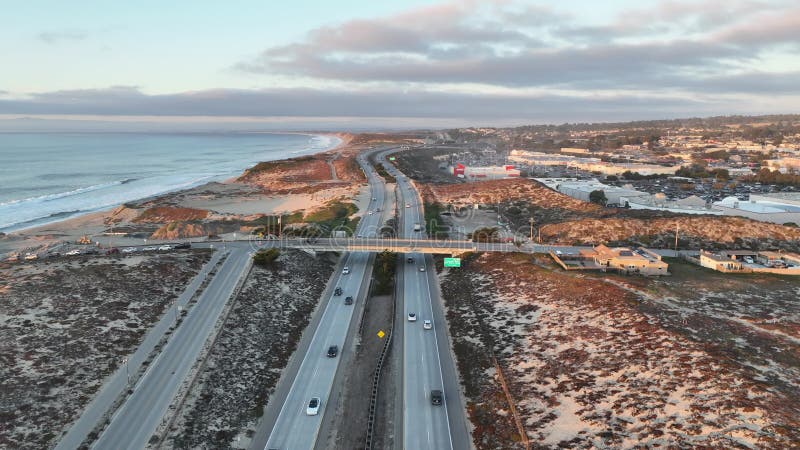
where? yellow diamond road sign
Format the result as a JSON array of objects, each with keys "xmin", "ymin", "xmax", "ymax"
[{"xmin": 377, "ymin": 330, "xmax": 385, "ymax": 339}]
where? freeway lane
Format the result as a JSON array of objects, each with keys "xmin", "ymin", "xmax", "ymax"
[
  {"xmin": 262, "ymin": 152, "xmax": 388, "ymax": 450},
  {"xmin": 378, "ymin": 150, "xmax": 470, "ymax": 450},
  {"xmin": 91, "ymin": 246, "xmax": 252, "ymax": 450}
]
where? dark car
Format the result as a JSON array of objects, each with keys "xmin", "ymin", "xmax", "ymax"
[
  {"xmin": 431, "ymin": 390, "xmax": 443, "ymax": 405},
  {"xmin": 173, "ymin": 242, "xmax": 191, "ymax": 249},
  {"xmin": 327, "ymin": 345, "xmax": 339, "ymax": 358},
  {"xmin": 334, "ymin": 287, "xmax": 343, "ymax": 296},
  {"xmin": 407, "ymin": 257, "xmax": 414, "ymax": 263},
  {"xmin": 344, "ymin": 296, "xmax": 353, "ymax": 305}
]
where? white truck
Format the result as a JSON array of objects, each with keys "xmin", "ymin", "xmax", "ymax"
[{"xmin": 413, "ymin": 223, "xmax": 422, "ymax": 232}]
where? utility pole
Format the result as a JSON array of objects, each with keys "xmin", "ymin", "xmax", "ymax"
[
  {"xmin": 674, "ymin": 224, "xmax": 679, "ymax": 253},
  {"xmin": 529, "ymin": 218, "xmax": 534, "ymax": 241}
]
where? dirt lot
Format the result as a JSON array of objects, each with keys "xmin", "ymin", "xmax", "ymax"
[
  {"xmin": 419, "ymin": 178, "xmax": 800, "ymax": 251},
  {"xmin": 164, "ymin": 249, "xmax": 336, "ymax": 449},
  {"xmin": 438, "ymin": 252, "xmax": 799, "ymax": 449},
  {"xmin": 0, "ymin": 250, "xmax": 211, "ymax": 450}
]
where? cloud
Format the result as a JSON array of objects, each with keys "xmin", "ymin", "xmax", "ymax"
[
  {"xmin": 1, "ymin": 86, "xmax": 794, "ymax": 125},
  {"xmin": 236, "ymin": 0, "xmax": 800, "ymax": 95},
  {"xmin": 37, "ymin": 30, "xmax": 88, "ymax": 44}
]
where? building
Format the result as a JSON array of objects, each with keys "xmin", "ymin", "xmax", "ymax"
[
  {"xmin": 449, "ymin": 164, "xmax": 520, "ymax": 180},
  {"xmin": 699, "ymin": 251, "xmax": 744, "ymax": 272},
  {"xmin": 714, "ymin": 194, "xmax": 800, "ymax": 225},
  {"xmin": 580, "ymin": 245, "xmax": 669, "ymax": 275},
  {"xmin": 536, "ymin": 178, "xmax": 650, "ymax": 206}
]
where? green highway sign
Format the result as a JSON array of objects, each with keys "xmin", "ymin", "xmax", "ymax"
[
  {"xmin": 389, "ymin": 156, "xmax": 396, "ymax": 161},
  {"xmin": 444, "ymin": 257, "xmax": 461, "ymax": 268}
]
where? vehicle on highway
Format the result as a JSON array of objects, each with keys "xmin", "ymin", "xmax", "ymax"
[
  {"xmin": 368, "ymin": 211, "xmax": 373, "ymax": 215},
  {"xmin": 306, "ymin": 397, "xmax": 321, "ymax": 415},
  {"xmin": 344, "ymin": 296, "xmax": 354, "ymax": 305},
  {"xmin": 407, "ymin": 312, "xmax": 417, "ymax": 322},
  {"xmin": 405, "ymin": 203, "xmax": 411, "ymax": 208},
  {"xmin": 65, "ymin": 249, "xmax": 81, "ymax": 256},
  {"xmin": 342, "ymin": 266, "xmax": 351, "ymax": 274},
  {"xmin": 413, "ymin": 222, "xmax": 421, "ymax": 232},
  {"xmin": 334, "ymin": 287, "xmax": 343, "ymax": 296},
  {"xmin": 173, "ymin": 242, "xmax": 191, "ymax": 249},
  {"xmin": 158, "ymin": 245, "xmax": 172, "ymax": 251},
  {"xmin": 327, "ymin": 345, "xmax": 339, "ymax": 358},
  {"xmin": 430, "ymin": 390, "xmax": 443, "ymax": 405},
  {"xmin": 407, "ymin": 257, "xmax": 414, "ymax": 263},
  {"xmin": 356, "ymin": 234, "xmax": 363, "ymax": 238},
  {"xmin": 24, "ymin": 253, "xmax": 38, "ymax": 260},
  {"xmin": 423, "ymin": 320, "xmax": 432, "ymax": 330},
  {"xmin": 142, "ymin": 246, "xmax": 157, "ymax": 251},
  {"xmin": 372, "ymin": 197, "xmax": 376, "ymax": 201},
  {"xmin": 419, "ymin": 266, "xmax": 425, "ymax": 272},
  {"xmin": 121, "ymin": 247, "xmax": 137, "ymax": 253}
]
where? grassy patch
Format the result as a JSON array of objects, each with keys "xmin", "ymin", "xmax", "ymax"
[
  {"xmin": 424, "ymin": 202, "xmax": 448, "ymax": 239},
  {"xmin": 372, "ymin": 251, "xmax": 397, "ymax": 295}
]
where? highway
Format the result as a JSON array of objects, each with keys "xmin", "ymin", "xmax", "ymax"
[
  {"xmin": 89, "ymin": 246, "xmax": 252, "ymax": 449},
  {"xmin": 378, "ymin": 152, "xmax": 471, "ymax": 450},
  {"xmin": 260, "ymin": 153, "xmax": 389, "ymax": 450}
]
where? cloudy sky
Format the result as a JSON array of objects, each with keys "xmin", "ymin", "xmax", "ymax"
[{"xmin": 1, "ymin": 0, "xmax": 798, "ymax": 129}]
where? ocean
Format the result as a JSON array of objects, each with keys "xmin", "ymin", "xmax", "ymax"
[{"xmin": 0, "ymin": 132, "xmax": 340, "ymax": 232}]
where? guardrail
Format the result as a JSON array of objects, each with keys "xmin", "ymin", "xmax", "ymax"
[{"xmin": 363, "ymin": 254, "xmax": 398, "ymax": 450}]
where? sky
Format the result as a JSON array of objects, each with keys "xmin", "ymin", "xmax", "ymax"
[{"xmin": 0, "ymin": 0, "xmax": 798, "ymax": 130}]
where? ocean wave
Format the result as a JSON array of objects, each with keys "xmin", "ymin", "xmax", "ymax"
[{"xmin": 0, "ymin": 180, "xmax": 125, "ymax": 208}]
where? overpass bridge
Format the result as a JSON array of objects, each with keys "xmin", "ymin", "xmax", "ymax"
[{"xmin": 249, "ymin": 237, "xmax": 527, "ymax": 255}]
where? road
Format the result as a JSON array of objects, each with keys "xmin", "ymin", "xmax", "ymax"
[
  {"xmin": 87, "ymin": 246, "xmax": 252, "ymax": 449},
  {"xmin": 378, "ymin": 151, "xmax": 471, "ymax": 450},
  {"xmin": 257, "ymin": 152, "xmax": 389, "ymax": 450}
]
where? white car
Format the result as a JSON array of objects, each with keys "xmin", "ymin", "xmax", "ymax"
[
  {"xmin": 744, "ymin": 256, "xmax": 754, "ymax": 264},
  {"xmin": 158, "ymin": 245, "xmax": 172, "ymax": 251},
  {"xmin": 342, "ymin": 267, "xmax": 351, "ymax": 275},
  {"xmin": 65, "ymin": 249, "xmax": 81, "ymax": 256},
  {"xmin": 407, "ymin": 312, "xmax": 417, "ymax": 322},
  {"xmin": 368, "ymin": 211, "xmax": 373, "ymax": 215},
  {"xmin": 306, "ymin": 397, "xmax": 321, "ymax": 415},
  {"xmin": 423, "ymin": 320, "xmax": 432, "ymax": 330},
  {"xmin": 142, "ymin": 246, "xmax": 157, "ymax": 251},
  {"xmin": 405, "ymin": 203, "xmax": 411, "ymax": 208},
  {"xmin": 122, "ymin": 247, "xmax": 137, "ymax": 253},
  {"xmin": 419, "ymin": 266, "xmax": 426, "ymax": 272}
]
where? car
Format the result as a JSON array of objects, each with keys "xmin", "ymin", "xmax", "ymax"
[
  {"xmin": 24, "ymin": 253, "xmax": 38, "ymax": 260},
  {"xmin": 372, "ymin": 197, "xmax": 376, "ymax": 201},
  {"xmin": 419, "ymin": 266, "xmax": 426, "ymax": 272},
  {"xmin": 334, "ymin": 287, "xmax": 343, "ymax": 296},
  {"xmin": 342, "ymin": 267, "xmax": 351, "ymax": 275},
  {"xmin": 430, "ymin": 390, "xmax": 443, "ymax": 405},
  {"xmin": 407, "ymin": 312, "xmax": 417, "ymax": 322},
  {"xmin": 423, "ymin": 320, "xmax": 432, "ymax": 330},
  {"xmin": 368, "ymin": 211, "xmax": 373, "ymax": 215},
  {"xmin": 306, "ymin": 397, "xmax": 321, "ymax": 415},
  {"xmin": 173, "ymin": 242, "xmax": 191, "ymax": 249},
  {"xmin": 357, "ymin": 234, "xmax": 363, "ymax": 238},
  {"xmin": 407, "ymin": 257, "xmax": 414, "ymax": 263},
  {"xmin": 121, "ymin": 247, "xmax": 137, "ymax": 253},
  {"xmin": 344, "ymin": 296, "xmax": 354, "ymax": 305},
  {"xmin": 405, "ymin": 203, "xmax": 411, "ymax": 208},
  {"xmin": 376, "ymin": 208, "xmax": 381, "ymax": 212},
  {"xmin": 327, "ymin": 345, "xmax": 339, "ymax": 357},
  {"xmin": 65, "ymin": 249, "xmax": 81, "ymax": 256},
  {"xmin": 142, "ymin": 246, "xmax": 157, "ymax": 251},
  {"xmin": 744, "ymin": 256, "xmax": 754, "ymax": 264},
  {"xmin": 158, "ymin": 245, "xmax": 172, "ymax": 251}
]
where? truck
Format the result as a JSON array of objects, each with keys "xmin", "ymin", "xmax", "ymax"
[{"xmin": 413, "ymin": 223, "xmax": 421, "ymax": 232}]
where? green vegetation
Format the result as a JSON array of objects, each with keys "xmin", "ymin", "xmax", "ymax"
[
  {"xmin": 424, "ymin": 202, "xmax": 448, "ymax": 239},
  {"xmin": 620, "ymin": 171, "xmax": 670, "ymax": 180},
  {"xmin": 470, "ymin": 227, "xmax": 501, "ymax": 243},
  {"xmin": 589, "ymin": 189, "xmax": 608, "ymax": 206},
  {"xmin": 252, "ymin": 248, "xmax": 280, "ymax": 266},
  {"xmin": 745, "ymin": 168, "xmax": 800, "ymax": 187},
  {"xmin": 372, "ymin": 251, "xmax": 397, "ymax": 295},
  {"xmin": 675, "ymin": 164, "xmax": 730, "ymax": 180},
  {"xmin": 244, "ymin": 156, "xmax": 315, "ymax": 176}
]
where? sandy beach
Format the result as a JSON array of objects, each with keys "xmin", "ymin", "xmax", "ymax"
[{"xmin": 0, "ymin": 132, "xmax": 363, "ymax": 257}]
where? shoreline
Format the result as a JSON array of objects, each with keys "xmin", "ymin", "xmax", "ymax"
[
  {"xmin": 2, "ymin": 131, "xmax": 346, "ymax": 235},
  {"xmin": 0, "ymin": 131, "xmax": 353, "ymax": 257}
]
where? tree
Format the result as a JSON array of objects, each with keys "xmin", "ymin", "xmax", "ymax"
[
  {"xmin": 589, "ymin": 190, "xmax": 608, "ymax": 206},
  {"xmin": 253, "ymin": 248, "xmax": 280, "ymax": 266}
]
